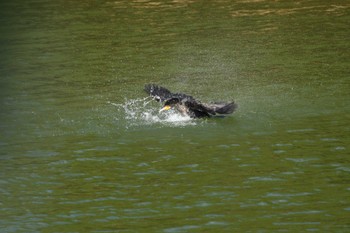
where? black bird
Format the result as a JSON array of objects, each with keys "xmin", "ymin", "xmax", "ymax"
[{"xmin": 144, "ymin": 84, "xmax": 237, "ymax": 118}]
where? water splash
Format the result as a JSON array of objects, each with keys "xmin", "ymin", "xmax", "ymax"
[{"xmin": 108, "ymin": 97, "xmax": 196, "ymax": 128}]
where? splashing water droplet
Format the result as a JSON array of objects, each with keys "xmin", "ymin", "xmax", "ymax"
[{"xmin": 108, "ymin": 97, "xmax": 197, "ymax": 128}]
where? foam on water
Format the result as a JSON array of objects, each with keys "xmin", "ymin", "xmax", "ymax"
[{"xmin": 109, "ymin": 97, "xmax": 197, "ymax": 128}]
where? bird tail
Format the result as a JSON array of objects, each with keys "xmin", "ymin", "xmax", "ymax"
[{"xmin": 213, "ymin": 102, "xmax": 238, "ymax": 114}]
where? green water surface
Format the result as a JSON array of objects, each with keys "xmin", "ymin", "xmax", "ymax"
[{"xmin": 1, "ymin": 0, "xmax": 349, "ymax": 232}]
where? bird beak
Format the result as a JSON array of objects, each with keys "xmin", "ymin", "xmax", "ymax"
[{"xmin": 159, "ymin": 105, "xmax": 171, "ymax": 112}]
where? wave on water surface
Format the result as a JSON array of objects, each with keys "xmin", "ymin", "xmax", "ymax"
[{"xmin": 109, "ymin": 97, "xmax": 197, "ymax": 128}]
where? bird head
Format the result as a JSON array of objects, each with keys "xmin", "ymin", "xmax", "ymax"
[{"xmin": 159, "ymin": 98, "xmax": 180, "ymax": 112}]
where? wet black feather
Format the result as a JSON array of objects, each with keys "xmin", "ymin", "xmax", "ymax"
[{"xmin": 144, "ymin": 84, "xmax": 237, "ymax": 118}]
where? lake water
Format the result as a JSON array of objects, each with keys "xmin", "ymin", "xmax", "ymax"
[{"xmin": 1, "ymin": 0, "xmax": 349, "ymax": 232}]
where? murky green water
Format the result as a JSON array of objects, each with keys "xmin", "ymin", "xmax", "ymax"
[{"xmin": 1, "ymin": 0, "xmax": 349, "ymax": 232}]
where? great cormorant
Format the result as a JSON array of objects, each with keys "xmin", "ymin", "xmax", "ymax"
[{"xmin": 144, "ymin": 84, "xmax": 237, "ymax": 118}]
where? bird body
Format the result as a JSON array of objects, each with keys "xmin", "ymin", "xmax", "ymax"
[{"xmin": 144, "ymin": 84, "xmax": 237, "ymax": 118}]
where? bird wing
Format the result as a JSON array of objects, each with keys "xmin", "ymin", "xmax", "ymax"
[
  {"xmin": 144, "ymin": 84, "xmax": 194, "ymax": 102},
  {"xmin": 184, "ymin": 99, "xmax": 217, "ymax": 117},
  {"xmin": 144, "ymin": 84, "xmax": 174, "ymax": 102}
]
